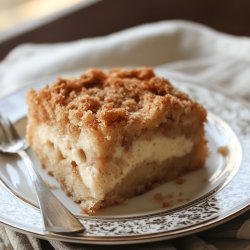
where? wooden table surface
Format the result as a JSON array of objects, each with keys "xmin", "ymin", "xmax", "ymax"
[{"xmin": 0, "ymin": 0, "xmax": 249, "ymax": 60}]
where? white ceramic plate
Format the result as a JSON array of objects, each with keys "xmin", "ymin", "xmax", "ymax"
[{"xmin": 0, "ymin": 70, "xmax": 249, "ymax": 244}]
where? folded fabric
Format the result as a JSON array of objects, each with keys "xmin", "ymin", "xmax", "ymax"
[
  {"xmin": 0, "ymin": 20, "xmax": 249, "ymax": 250},
  {"xmin": 1, "ymin": 20, "xmax": 250, "ymax": 99}
]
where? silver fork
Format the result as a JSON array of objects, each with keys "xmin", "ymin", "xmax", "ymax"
[{"xmin": 0, "ymin": 114, "xmax": 84, "ymax": 234}]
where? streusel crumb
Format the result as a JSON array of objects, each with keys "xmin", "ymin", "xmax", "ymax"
[
  {"xmin": 27, "ymin": 67, "xmax": 207, "ymax": 156},
  {"xmin": 218, "ymin": 146, "xmax": 229, "ymax": 156}
]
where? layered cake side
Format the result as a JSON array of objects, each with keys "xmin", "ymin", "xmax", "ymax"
[{"xmin": 26, "ymin": 68, "xmax": 207, "ymax": 214}]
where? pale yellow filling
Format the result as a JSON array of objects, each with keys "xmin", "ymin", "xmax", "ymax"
[{"xmin": 36, "ymin": 124, "xmax": 194, "ymax": 200}]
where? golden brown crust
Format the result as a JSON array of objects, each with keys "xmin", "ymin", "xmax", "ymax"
[{"xmin": 27, "ymin": 67, "xmax": 206, "ymax": 132}]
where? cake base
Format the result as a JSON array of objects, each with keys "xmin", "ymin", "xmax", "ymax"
[{"xmin": 32, "ymin": 132, "xmax": 207, "ymax": 215}]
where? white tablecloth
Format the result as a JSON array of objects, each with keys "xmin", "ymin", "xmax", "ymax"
[{"xmin": 0, "ymin": 20, "xmax": 250, "ymax": 250}]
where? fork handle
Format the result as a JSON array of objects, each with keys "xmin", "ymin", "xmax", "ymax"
[{"xmin": 17, "ymin": 150, "xmax": 84, "ymax": 234}]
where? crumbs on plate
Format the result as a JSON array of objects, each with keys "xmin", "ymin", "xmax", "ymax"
[
  {"xmin": 175, "ymin": 176, "xmax": 186, "ymax": 185},
  {"xmin": 44, "ymin": 181, "xmax": 57, "ymax": 190},
  {"xmin": 217, "ymin": 146, "xmax": 229, "ymax": 156},
  {"xmin": 153, "ymin": 191, "xmax": 189, "ymax": 209}
]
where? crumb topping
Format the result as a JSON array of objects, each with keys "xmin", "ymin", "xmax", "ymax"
[
  {"xmin": 153, "ymin": 191, "xmax": 190, "ymax": 209},
  {"xmin": 175, "ymin": 176, "xmax": 186, "ymax": 185},
  {"xmin": 218, "ymin": 146, "xmax": 229, "ymax": 156},
  {"xmin": 27, "ymin": 68, "xmax": 206, "ymax": 142}
]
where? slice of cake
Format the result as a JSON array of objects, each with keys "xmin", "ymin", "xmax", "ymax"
[{"xmin": 26, "ymin": 68, "xmax": 207, "ymax": 214}]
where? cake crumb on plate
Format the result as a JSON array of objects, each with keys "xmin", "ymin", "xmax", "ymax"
[{"xmin": 218, "ymin": 146, "xmax": 229, "ymax": 156}]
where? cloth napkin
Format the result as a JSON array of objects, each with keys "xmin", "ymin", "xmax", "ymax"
[{"xmin": 0, "ymin": 20, "xmax": 250, "ymax": 250}]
